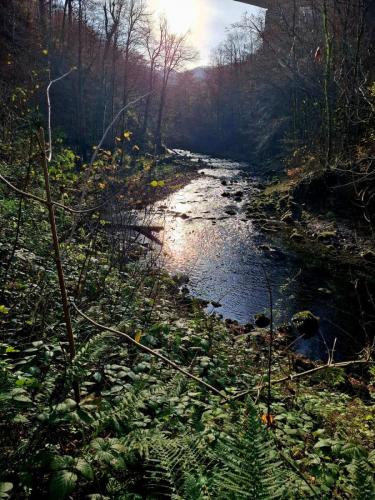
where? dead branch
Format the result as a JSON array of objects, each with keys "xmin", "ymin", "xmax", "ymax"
[
  {"xmin": 0, "ymin": 173, "xmax": 127, "ymax": 215},
  {"xmin": 89, "ymin": 90, "xmax": 154, "ymax": 168},
  {"xmin": 46, "ymin": 67, "xmax": 77, "ymax": 162},
  {"xmin": 107, "ymin": 224, "xmax": 164, "ymax": 244},
  {"xmin": 72, "ymin": 302, "xmax": 226, "ymax": 399},
  {"xmin": 230, "ymin": 357, "xmax": 372, "ymax": 402}
]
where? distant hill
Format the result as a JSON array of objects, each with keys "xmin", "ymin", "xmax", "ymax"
[{"xmin": 189, "ymin": 66, "xmax": 209, "ymax": 80}]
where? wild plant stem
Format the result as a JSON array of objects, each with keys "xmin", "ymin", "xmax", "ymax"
[{"xmin": 38, "ymin": 127, "xmax": 79, "ymax": 403}]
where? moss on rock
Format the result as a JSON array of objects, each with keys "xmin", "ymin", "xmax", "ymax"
[{"xmin": 291, "ymin": 310, "xmax": 320, "ymax": 335}]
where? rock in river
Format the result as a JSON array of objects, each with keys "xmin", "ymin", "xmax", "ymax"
[
  {"xmin": 211, "ymin": 301, "xmax": 222, "ymax": 308},
  {"xmin": 225, "ymin": 206, "xmax": 237, "ymax": 216},
  {"xmin": 254, "ymin": 313, "xmax": 270, "ymax": 328},
  {"xmin": 291, "ymin": 311, "xmax": 319, "ymax": 335},
  {"xmin": 317, "ymin": 230, "xmax": 337, "ymax": 242},
  {"xmin": 173, "ymin": 274, "xmax": 190, "ymax": 286}
]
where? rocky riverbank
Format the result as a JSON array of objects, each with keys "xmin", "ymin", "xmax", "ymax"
[{"xmin": 243, "ymin": 176, "xmax": 375, "ymax": 271}]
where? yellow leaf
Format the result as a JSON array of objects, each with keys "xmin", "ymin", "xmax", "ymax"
[
  {"xmin": 42, "ymin": 49, "xmax": 48, "ymax": 56},
  {"xmin": 132, "ymin": 145, "xmax": 140, "ymax": 152},
  {"xmin": 123, "ymin": 131, "xmax": 132, "ymax": 141},
  {"xmin": 6, "ymin": 346, "xmax": 19, "ymax": 353},
  {"xmin": 134, "ymin": 331, "xmax": 142, "ymax": 343},
  {"xmin": 158, "ymin": 180, "xmax": 165, "ymax": 187},
  {"xmin": 98, "ymin": 182, "xmax": 106, "ymax": 190},
  {"xmin": 0, "ymin": 305, "xmax": 10, "ymax": 315},
  {"xmin": 150, "ymin": 180, "xmax": 158, "ymax": 188}
]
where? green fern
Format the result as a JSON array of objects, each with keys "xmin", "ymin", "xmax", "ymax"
[
  {"xmin": 350, "ymin": 457, "xmax": 375, "ymax": 500},
  {"xmin": 213, "ymin": 405, "xmax": 287, "ymax": 499},
  {"xmin": 69, "ymin": 332, "xmax": 116, "ymax": 382},
  {"xmin": 146, "ymin": 434, "xmax": 212, "ymax": 499},
  {"xmin": 93, "ymin": 388, "xmax": 144, "ymax": 434}
]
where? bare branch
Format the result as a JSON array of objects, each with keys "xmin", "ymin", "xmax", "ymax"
[
  {"xmin": 0, "ymin": 173, "xmax": 122, "ymax": 215},
  {"xmin": 72, "ymin": 302, "xmax": 226, "ymax": 399},
  {"xmin": 90, "ymin": 91, "xmax": 154, "ymax": 168},
  {"xmin": 46, "ymin": 67, "xmax": 77, "ymax": 162},
  {"xmin": 230, "ymin": 356, "xmax": 372, "ymax": 402}
]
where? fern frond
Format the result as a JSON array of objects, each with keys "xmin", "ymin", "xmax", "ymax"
[
  {"xmin": 146, "ymin": 433, "xmax": 212, "ymax": 499},
  {"xmin": 213, "ymin": 405, "xmax": 287, "ymax": 499},
  {"xmin": 94, "ymin": 389, "xmax": 143, "ymax": 433},
  {"xmin": 69, "ymin": 332, "xmax": 117, "ymax": 380},
  {"xmin": 351, "ymin": 457, "xmax": 375, "ymax": 500}
]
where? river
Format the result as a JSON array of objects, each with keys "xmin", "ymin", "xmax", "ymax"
[{"xmin": 151, "ymin": 152, "xmax": 367, "ymax": 361}]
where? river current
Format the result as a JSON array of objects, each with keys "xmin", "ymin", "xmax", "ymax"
[{"xmin": 151, "ymin": 151, "xmax": 365, "ymax": 361}]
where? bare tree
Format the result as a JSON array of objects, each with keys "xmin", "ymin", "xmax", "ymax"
[
  {"xmin": 120, "ymin": 0, "xmax": 148, "ymax": 115},
  {"xmin": 140, "ymin": 19, "xmax": 164, "ymax": 146},
  {"xmin": 154, "ymin": 18, "xmax": 197, "ymax": 152},
  {"xmin": 101, "ymin": 0, "xmax": 125, "ymax": 133}
]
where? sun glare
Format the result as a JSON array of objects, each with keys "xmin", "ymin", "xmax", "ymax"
[{"xmin": 150, "ymin": 0, "xmax": 199, "ymax": 34}]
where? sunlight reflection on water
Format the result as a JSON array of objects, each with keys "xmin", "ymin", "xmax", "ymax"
[
  {"xmin": 154, "ymin": 161, "xmax": 285, "ymax": 323},
  {"xmin": 148, "ymin": 153, "xmax": 365, "ymax": 361}
]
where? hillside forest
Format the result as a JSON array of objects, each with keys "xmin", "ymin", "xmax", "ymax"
[{"xmin": 0, "ymin": 0, "xmax": 375, "ymax": 499}]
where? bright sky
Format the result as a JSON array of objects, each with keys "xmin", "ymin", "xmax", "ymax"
[{"xmin": 147, "ymin": 0, "xmax": 263, "ymax": 66}]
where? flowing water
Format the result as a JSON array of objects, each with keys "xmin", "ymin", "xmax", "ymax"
[{"xmin": 152, "ymin": 152, "xmax": 369, "ymax": 361}]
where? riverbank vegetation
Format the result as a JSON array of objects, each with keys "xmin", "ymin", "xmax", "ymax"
[
  {"xmin": 1, "ymin": 146, "xmax": 374, "ymax": 496},
  {"xmin": 1, "ymin": 0, "xmax": 374, "ymax": 498}
]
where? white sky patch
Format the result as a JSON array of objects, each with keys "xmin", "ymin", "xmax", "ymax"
[{"xmin": 147, "ymin": 0, "xmax": 263, "ymax": 66}]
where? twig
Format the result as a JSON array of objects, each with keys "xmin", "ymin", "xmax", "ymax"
[
  {"xmin": 0, "ymin": 173, "xmax": 127, "ymax": 215},
  {"xmin": 230, "ymin": 357, "xmax": 372, "ymax": 402},
  {"xmin": 46, "ymin": 67, "xmax": 77, "ymax": 162},
  {"xmin": 272, "ymin": 358, "xmax": 371, "ymax": 384},
  {"xmin": 261, "ymin": 264, "xmax": 274, "ymax": 426},
  {"xmin": 0, "ymin": 173, "xmax": 50, "ymax": 206},
  {"xmin": 72, "ymin": 302, "xmax": 226, "ymax": 399},
  {"xmin": 89, "ymin": 90, "xmax": 154, "ymax": 168},
  {"xmin": 328, "ymin": 338, "xmax": 337, "ymax": 365}
]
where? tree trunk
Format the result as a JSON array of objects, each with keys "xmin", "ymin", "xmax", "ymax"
[{"xmin": 155, "ymin": 83, "xmax": 167, "ymax": 152}]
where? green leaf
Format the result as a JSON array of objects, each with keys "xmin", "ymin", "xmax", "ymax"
[
  {"xmin": 12, "ymin": 394, "xmax": 32, "ymax": 403},
  {"xmin": 368, "ymin": 449, "xmax": 375, "ymax": 466},
  {"xmin": 0, "ymin": 483, "xmax": 13, "ymax": 499},
  {"xmin": 49, "ymin": 470, "xmax": 77, "ymax": 499},
  {"xmin": 51, "ymin": 455, "xmax": 75, "ymax": 471},
  {"xmin": 76, "ymin": 408, "xmax": 94, "ymax": 425},
  {"xmin": 15, "ymin": 377, "xmax": 37, "ymax": 387},
  {"xmin": 75, "ymin": 459, "xmax": 94, "ymax": 480},
  {"xmin": 314, "ymin": 439, "xmax": 333, "ymax": 449}
]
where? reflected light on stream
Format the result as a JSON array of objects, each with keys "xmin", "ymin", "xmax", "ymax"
[{"xmin": 147, "ymin": 152, "xmax": 367, "ymax": 362}]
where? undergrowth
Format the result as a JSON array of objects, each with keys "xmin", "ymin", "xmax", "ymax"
[{"xmin": 0, "ymin": 135, "xmax": 374, "ymax": 499}]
